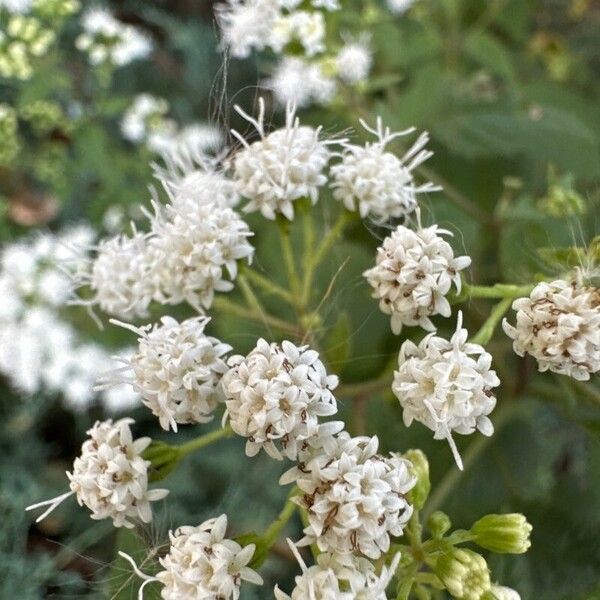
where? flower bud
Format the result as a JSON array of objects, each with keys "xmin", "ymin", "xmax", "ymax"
[
  {"xmin": 404, "ymin": 448, "xmax": 430, "ymax": 509},
  {"xmin": 470, "ymin": 513, "xmax": 532, "ymax": 554},
  {"xmin": 427, "ymin": 510, "xmax": 452, "ymax": 539},
  {"xmin": 434, "ymin": 548, "xmax": 491, "ymax": 600},
  {"xmin": 483, "ymin": 585, "xmax": 521, "ymax": 600}
]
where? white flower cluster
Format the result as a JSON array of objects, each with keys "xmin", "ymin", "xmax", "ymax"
[
  {"xmin": 26, "ymin": 418, "xmax": 168, "ymax": 528},
  {"xmin": 275, "ymin": 542, "xmax": 401, "ymax": 599},
  {"xmin": 75, "ymin": 163, "xmax": 254, "ymax": 317},
  {"xmin": 503, "ymin": 278, "xmax": 600, "ymax": 381},
  {"xmin": 221, "ymin": 338, "xmax": 342, "ymax": 460},
  {"xmin": 75, "ymin": 7, "xmax": 152, "ymax": 67},
  {"xmin": 364, "ymin": 223, "xmax": 471, "ymax": 334},
  {"xmin": 0, "ymin": 228, "xmax": 139, "ymax": 412},
  {"xmin": 121, "ymin": 514, "xmax": 262, "ymax": 600},
  {"xmin": 217, "ymin": 0, "xmax": 372, "ymax": 107},
  {"xmin": 102, "ymin": 316, "xmax": 231, "ymax": 431},
  {"xmin": 120, "ymin": 93, "xmax": 169, "ymax": 144},
  {"xmin": 386, "ymin": 0, "xmax": 418, "ymax": 14},
  {"xmin": 231, "ymin": 100, "xmax": 333, "ymax": 220},
  {"xmin": 393, "ymin": 312, "xmax": 500, "ymax": 469},
  {"xmin": 280, "ymin": 432, "xmax": 415, "ymax": 559},
  {"xmin": 331, "ymin": 118, "xmax": 439, "ymax": 222}
]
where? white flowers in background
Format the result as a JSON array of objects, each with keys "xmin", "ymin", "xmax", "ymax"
[
  {"xmin": 75, "ymin": 7, "xmax": 152, "ymax": 67},
  {"xmin": 275, "ymin": 541, "xmax": 401, "ymax": 599},
  {"xmin": 331, "ymin": 118, "xmax": 439, "ymax": 222},
  {"xmin": 222, "ymin": 338, "xmax": 342, "ymax": 460},
  {"xmin": 392, "ymin": 312, "xmax": 500, "ymax": 469},
  {"xmin": 120, "ymin": 93, "xmax": 169, "ymax": 143},
  {"xmin": 26, "ymin": 418, "xmax": 168, "ymax": 527},
  {"xmin": 75, "ymin": 230, "xmax": 156, "ymax": 320},
  {"xmin": 146, "ymin": 189, "xmax": 254, "ymax": 310},
  {"xmin": 281, "ymin": 432, "xmax": 415, "ymax": 559},
  {"xmin": 0, "ymin": 228, "xmax": 139, "ymax": 412},
  {"xmin": 121, "ymin": 514, "xmax": 263, "ymax": 599},
  {"xmin": 387, "ymin": 0, "xmax": 418, "ymax": 14},
  {"xmin": 364, "ymin": 223, "xmax": 471, "ymax": 334},
  {"xmin": 271, "ymin": 11, "xmax": 326, "ymax": 56},
  {"xmin": 231, "ymin": 99, "xmax": 334, "ymax": 220},
  {"xmin": 148, "ymin": 121, "xmax": 224, "ymax": 158},
  {"xmin": 335, "ymin": 36, "xmax": 372, "ymax": 85},
  {"xmin": 503, "ymin": 278, "xmax": 600, "ymax": 381},
  {"xmin": 265, "ymin": 56, "xmax": 336, "ymax": 108},
  {"xmin": 0, "ymin": 0, "xmax": 32, "ymax": 13},
  {"xmin": 101, "ymin": 316, "xmax": 231, "ymax": 431}
]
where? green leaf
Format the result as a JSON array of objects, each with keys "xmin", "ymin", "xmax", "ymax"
[
  {"xmin": 464, "ymin": 31, "xmax": 516, "ymax": 81},
  {"xmin": 322, "ymin": 312, "xmax": 351, "ymax": 370}
]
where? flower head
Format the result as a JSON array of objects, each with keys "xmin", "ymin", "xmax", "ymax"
[
  {"xmin": 363, "ymin": 223, "xmax": 471, "ymax": 333},
  {"xmin": 222, "ymin": 339, "xmax": 341, "ymax": 460},
  {"xmin": 335, "ymin": 38, "xmax": 372, "ymax": 84},
  {"xmin": 100, "ymin": 316, "xmax": 231, "ymax": 431},
  {"xmin": 434, "ymin": 548, "xmax": 491, "ymax": 600},
  {"xmin": 282, "ymin": 432, "xmax": 415, "ymax": 559},
  {"xmin": 231, "ymin": 99, "xmax": 335, "ymax": 220},
  {"xmin": 392, "ymin": 312, "xmax": 500, "ymax": 469},
  {"xmin": 331, "ymin": 118, "xmax": 439, "ymax": 222},
  {"xmin": 502, "ymin": 278, "xmax": 600, "ymax": 380},
  {"xmin": 26, "ymin": 418, "xmax": 168, "ymax": 528}
]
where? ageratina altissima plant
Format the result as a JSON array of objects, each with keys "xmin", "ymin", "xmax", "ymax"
[{"xmin": 33, "ymin": 98, "xmax": 594, "ymax": 599}]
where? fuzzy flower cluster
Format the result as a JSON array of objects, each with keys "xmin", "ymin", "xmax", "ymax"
[
  {"xmin": 503, "ymin": 278, "xmax": 600, "ymax": 380},
  {"xmin": 0, "ymin": 228, "xmax": 139, "ymax": 412},
  {"xmin": 120, "ymin": 93, "xmax": 169, "ymax": 144},
  {"xmin": 281, "ymin": 432, "xmax": 415, "ymax": 559},
  {"xmin": 121, "ymin": 514, "xmax": 262, "ymax": 599},
  {"xmin": 364, "ymin": 223, "xmax": 471, "ymax": 334},
  {"xmin": 26, "ymin": 418, "xmax": 168, "ymax": 528},
  {"xmin": 75, "ymin": 7, "xmax": 152, "ymax": 67},
  {"xmin": 231, "ymin": 100, "xmax": 335, "ymax": 220},
  {"xmin": 221, "ymin": 339, "xmax": 342, "ymax": 460},
  {"xmin": 275, "ymin": 543, "xmax": 401, "ymax": 599},
  {"xmin": 392, "ymin": 312, "xmax": 500, "ymax": 469},
  {"xmin": 102, "ymin": 316, "xmax": 231, "ymax": 431},
  {"xmin": 75, "ymin": 160, "xmax": 254, "ymax": 318},
  {"xmin": 217, "ymin": 0, "xmax": 372, "ymax": 107},
  {"xmin": 331, "ymin": 118, "xmax": 440, "ymax": 222}
]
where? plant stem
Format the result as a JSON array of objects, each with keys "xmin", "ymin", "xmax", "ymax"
[
  {"xmin": 301, "ymin": 211, "xmax": 352, "ymax": 307},
  {"xmin": 263, "ymin": 487, "xmax": 299, "ymax": 549},
  {"xmin": 470, "ymin": 297, "xmax": 513, "ymax": 345},
  {"xmin": 461, "ymin": 282, "xmax": 534, "ymax": 300},
  {"xmin": 240, "ymin": 266, "xmax": 294, "ymax": 303},
  {"xmin": 213, "ymin": 296, "xmax": 300, "ymax": 337},
  {"xmin": 278, "ymin": 218, "xmax": 301, "ymax": 298},
  {"xmin": 422, "ymin": 401, "xmax": 518, "ymax": 521},
  {"xmin": 177, "ymin": 425, "xmax": 233, "ymax": 458}
]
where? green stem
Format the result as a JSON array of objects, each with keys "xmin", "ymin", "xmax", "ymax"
[
  {"xmin": 422, "ymin": 401, "xmax": 518, "ymax": 521},
  {"xmin": 301, "ymin": 211, "xmax": 352, "ymax": 307},
  {"xmin": 470, "ymin": 297, "xmax": 513, "ymax": 345},
  {"xmin": 277, "ymin": 218, "xmax": 301, "ymax": 299},
  {"xmin": 263, "ymin": 487, "xmax": 299, "ymax": 549},
  {"xmin": 336, "ymin": 373, "xmax": 392, "ymax": 398},
  {"xmin": 460, "ymin": 282, "xmax": 534, "ymax": 301},
  {"xmin": 240, "ymin": 266, "xmax": 294, "ymax": 304},
  {"xmin": 213, "ymin": 296, "xmax": 300, "ymax": 337},
  {"xmin": 177, "ymin": 425, "xmax": 233, "ymax": 458}
]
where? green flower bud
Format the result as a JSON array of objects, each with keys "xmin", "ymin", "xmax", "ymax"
[
  {"xmin": 470, "ymin": 513, "xmax": 532, "ymax": 554},
  {"xmin": 434, "ymin": 548, "xmax": 491, "ymax": 600},
  {"xmin": 427, "ymin": 510, "xmax": 452, "ymax": 539},
  {"xmin": 404, "ymin": 448, "xmax": 430, "ymax": 509}
]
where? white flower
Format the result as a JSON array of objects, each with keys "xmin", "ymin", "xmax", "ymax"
[
  {"xmin": 120, "ymin": 514, "xmax": 263, "ymax": 599},
  {"xmin": 331, "ymin": 118, "xmax": 439, "ymax": 222},
  {"xmin": 221, "ymin": 338, "xmax": 341, "ymax": 460},
  {"xmin": 216, "ymin": 0, "xmax": 281, "ymax": 58},
  {"xmin": 76, "ymin": 7, "xmax": 152, "ymax": 67},
  {"xmin": 26, "ymin": 418, "xmax": 168, "ymax": 528},
  {"xmin": 490, "ymin": 585, "xmax": 521, "ymax": 600},
  {"xmin": 392, "ymin": 312, "xmax": 500, "ymax": 470},
  {"xmin": 387, "ymin": 0, "xmax": 417, "ymax": 14},
  {"xmin": 270, "ymin": 11, "xmax": 325, "ymax": 56},
  {"xmin": 146, "ymin": 188, "xmax": 254, "ymax": 310},
  {"xmin": 101, "ymin": 316, "xmax": 231, "ymax": 431},
  {"xmin": 363, "ymin": 223, "xmax": 471, "ymax": 333},
  {"xmin": 275, "ymin": 542, "xmax": 400, "ymax": 599},
  {"xmin": 335, "ymin": 38, "xmax": 372, "ymax": 84},
  {"xmin": 265, "ymin": 57, "xmax": 337, "ymax": 108},
  {"xmin": 0, "ymin": 0, "xmax": 32, "ymax": 14},
  {"xmin": 120, "ymin": 93, "xmax": 169, "ymax": 143},
  {"xmin": 281, "ymin": 432, "xmax": 415, "ymax": 559},
  {"xmin": 231, "ymin": 99, "xmax": 335, "ymax": 220},
  {"xmin": 74, "ymin": 230, "xmax": 156, "ymax": 320},
  {"xmin": 502, "ymin": 278, "xmax": 600, "ymax": 381}
]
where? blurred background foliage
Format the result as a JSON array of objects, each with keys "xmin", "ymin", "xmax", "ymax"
[{"xmin": 1, "ymin": 0, "xmax": 599, "ymax": 598}]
